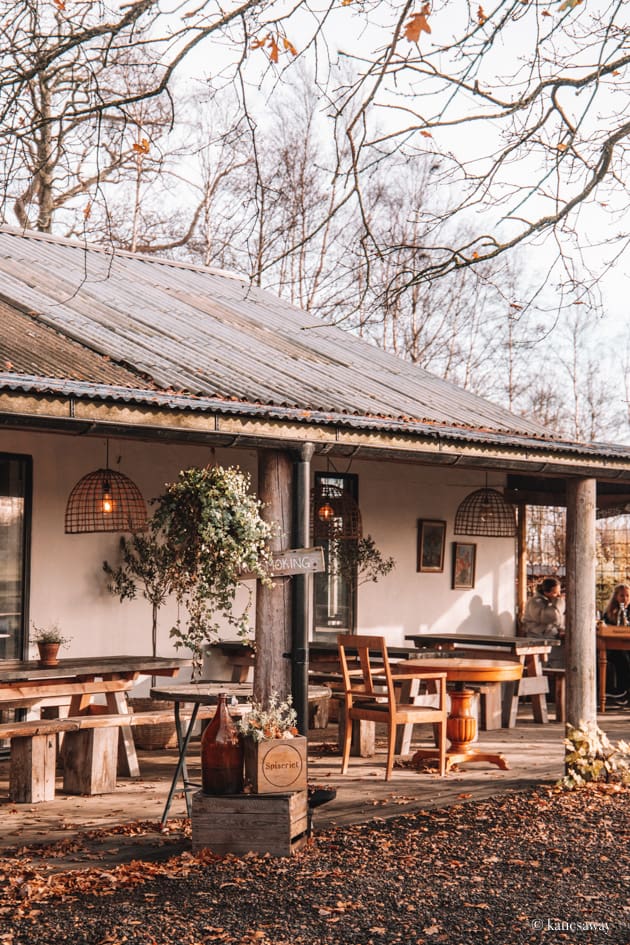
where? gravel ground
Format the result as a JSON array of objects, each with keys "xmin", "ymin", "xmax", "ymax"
[{"xmin": 1, "ymin": 784, "xmax": 629, "ymax": 945}]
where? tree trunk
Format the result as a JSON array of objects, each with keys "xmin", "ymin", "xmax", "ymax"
[{"xmin": 254, "ymin": 450, "xmax": 293, "ymax": 706}]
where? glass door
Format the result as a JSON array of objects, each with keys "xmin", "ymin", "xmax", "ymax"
[
  {"xmin": 0, "ymin": 454, "xmax": 31, "ymax": 661},
  {"xmin": 313, "ymin": 472, "xmax": 358, "ymax": 636}
]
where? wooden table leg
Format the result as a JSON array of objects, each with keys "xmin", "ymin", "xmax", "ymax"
[
  {"xmin": 413, "ymin": 688, "xmax": 510, "ymax": 771},
  {"xmin": 502, "ymin": 656, "xmax": 549, "ymax": 726},
  {"xmin": 598, "ymin": 645, "xmax": 607, "ymax": 713},
  {"xmin": 395, "ymin": 678, "xmax": 420, "ymax": 755},
  {"xmin": 68, "ymin": 693, "xmax": 93, "ymax": 714},
  {"xmin": 337, "ymin": 711, "xmax": 375, "ymax": 756},
  {"xmin": 502, "ymin": 679, "xmax": 519, "ymax": 728},
  {"xmin": 106, "ymin": 691, "xmax": 140, "ymax": 778},
  {"xmin": 525, "ymin": 654, "xmax": 549, "ymax": 724}
]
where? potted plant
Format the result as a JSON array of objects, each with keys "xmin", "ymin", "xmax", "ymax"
[
  {"xmin": 237, "ymin": 692, "xmax": 307, "ymax": 794},
  {"xmin": 31, "ymin": 622, "xmax": 72, "ymax": 667},
  {"xmin": 151, "ymin": 465, "xmax": 273, "ymax": 678}
]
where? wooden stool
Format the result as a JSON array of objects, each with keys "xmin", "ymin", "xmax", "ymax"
[{"xmin": 62, "ymin": 727, "xmax": 119, "ymax": 795}]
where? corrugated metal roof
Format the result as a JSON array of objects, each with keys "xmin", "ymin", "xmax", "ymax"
[
  {"xmin": 0, "ymin": 301, "xmax": 156, "ymax": 388},
  {"xmin": 2, "ymin": 371, "xmax": 630, "ymax": 463},
  {"xmin": 0, "ymin": 226, "xmax": 550, "ymax": 440}
]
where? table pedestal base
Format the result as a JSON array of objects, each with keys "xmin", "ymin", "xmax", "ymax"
[{"xmin": 412, "ymin": 688, "xmax": 510, "ymax": 772}]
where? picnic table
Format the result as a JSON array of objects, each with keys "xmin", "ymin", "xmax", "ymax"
[
  {"xmin": 0, "ymin": 656, "xmax": 189, "ymax": 800},
  {"xmin": 597, "ymin": 624, "xmax": 630, "ymax": 712}
]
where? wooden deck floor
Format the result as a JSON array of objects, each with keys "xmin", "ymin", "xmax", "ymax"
[{"xmin": 0, "ymin": 708, "xmax": 628, "ymax": 859}]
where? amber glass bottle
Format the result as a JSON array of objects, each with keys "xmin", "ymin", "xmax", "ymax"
[{"xmin": 201, "ymin": 693, "xmax": 244, "ymax": 795}]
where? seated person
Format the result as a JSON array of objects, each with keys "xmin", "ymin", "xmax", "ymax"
[
  {"xmin": 600, "ymin": 584, "xmax": 630, "ymax": 703},
  {"xmin": 522, "ymin": 577, "xmax": 565, "ymax": 667}
]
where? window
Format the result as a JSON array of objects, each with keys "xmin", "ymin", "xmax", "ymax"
[
  {"xmin": 313, "ymin": 472, "xmax": 358, "ymax": 635},
  {"xmin": 0, "ymin": 454, "xmax": 31, "ymax": 660}
]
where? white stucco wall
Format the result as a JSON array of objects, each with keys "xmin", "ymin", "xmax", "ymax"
[
  {"xmin": 0, "ymin": 428, "xmax": 257, "ymax": 668},
  {"xmin": 312, "ymin": 457, "xmax": 517, "ymax": 645},
  {"xmin": 1, "ymin": 428, "xmax": 516, "ymax": 674}
]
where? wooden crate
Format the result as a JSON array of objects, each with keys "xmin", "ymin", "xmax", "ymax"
[
  {"xmin": 243, "ymin": 736, "xmax": 308, "ymax": 794},
  {"xmin": 191, "ymin": 790, "xmax": 308, "ymax": 856}
]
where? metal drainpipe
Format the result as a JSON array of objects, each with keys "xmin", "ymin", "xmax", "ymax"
[{"xmin": 292, "ymin": 443, "xmax": 314, "ymax": 735}]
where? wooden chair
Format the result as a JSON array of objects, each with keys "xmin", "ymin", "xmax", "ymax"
[{"xmin": 337, "ymin": 634, "xmax": 448, "ymax": 779}]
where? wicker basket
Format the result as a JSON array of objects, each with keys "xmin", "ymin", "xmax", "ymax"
[{"xmin": 127, "ymin": 697, "xmax": 178, "ymax": 751}]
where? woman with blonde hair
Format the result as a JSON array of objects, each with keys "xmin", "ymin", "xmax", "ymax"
[{"xmin": 601, "ymin": 583, "xmax": 630, "ymax": 703}]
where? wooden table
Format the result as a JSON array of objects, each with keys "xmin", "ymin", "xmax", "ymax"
[
  {"xmin": 0, "ymin": 656, "xmax": 189, "ymax": 777},
  {"xmin": 391, "ymin": 658, "xmax": 523, "ymax": 771},
  {"xmin": 206, "ymin": 640, "xmax": 418, "ymax": 682},
  {"xmin": 150, "ymin": 681, "xmax": 332, "ymax": 823},
  {"xmin": 405, "ymin": 633, "xmax": 557, "ymax": 726},
  {"xmin": 597, "ymin": 625, "xmax": 630, "ymax": 712}
]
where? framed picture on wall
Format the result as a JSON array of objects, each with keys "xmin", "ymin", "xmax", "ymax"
[
  {"xmin": 452, "ymin": 542, "xmax": 476, "ymax": 589},
  {"xmin": 417, "ymin": 519, "xmax": 446, "ymax": 572}
]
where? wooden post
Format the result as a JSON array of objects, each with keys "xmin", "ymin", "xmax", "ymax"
[
  {"xmin": 565, "ymin": 478, "xmax": 597, "ymax": 729},
  {"xmin": 516, "ymin": 503, "xmax": 528, "ymax": 632},
  {"xmin": 10, "ymin": 734, "xmax": 56, "ymax": 803},
  {"xmin": 254, "ymin": 450, "xmax": 293, "ymax": 707},
  {"xmin": 62, "ymin": 728, "xmax": 119, "ymax": 795}
]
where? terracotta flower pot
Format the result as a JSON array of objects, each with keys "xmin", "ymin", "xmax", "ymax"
[{"xmin": 37, "ymin": 642, "xmax": 60, "ymax": 667}]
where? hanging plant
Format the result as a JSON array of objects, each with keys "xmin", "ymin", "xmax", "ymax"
[{"xmin": 151, "ymin": 465, "xmax": 273, "ymax": 677}]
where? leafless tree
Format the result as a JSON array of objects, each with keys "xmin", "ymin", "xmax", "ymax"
[
  {"xmin": 4, "ymin": 0, "xmax": 630, "ymax": 446},
  {"xmin": 3, "ymin": 1, "xmax": 628, "ymax": 298},
  {"xmin": 0, "ymin": 3, "xmax": 172, "ymax": 232}
]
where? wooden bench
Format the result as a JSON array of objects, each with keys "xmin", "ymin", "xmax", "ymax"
[{"xmin": 0, "ymin": 706, "xmax": 222, "ymax": 803}]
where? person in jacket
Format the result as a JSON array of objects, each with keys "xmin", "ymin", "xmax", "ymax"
[
  {"xmin": 600, "ymin": 583, "xmax": 630, "ymax": 702},
  {"xmin": 523, "ymin": 577, "xmax": 565, "ymax": 638},
  {"xmin": 522, "ymin": 577, "xmax": 565, "ymax": 667}
]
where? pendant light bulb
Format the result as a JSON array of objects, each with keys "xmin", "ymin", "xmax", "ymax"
[
  {"xmin": 101, "ymin": 478, "xmax": 114, "ymax": 515},
  {"xmin": 318, "ymin": 502, "xmax": 335, "ymax": 522}
]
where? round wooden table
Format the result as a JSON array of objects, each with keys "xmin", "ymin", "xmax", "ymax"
[{"xmin": 395, "ymin": 658, "xmax": 523, "ymax": 771}]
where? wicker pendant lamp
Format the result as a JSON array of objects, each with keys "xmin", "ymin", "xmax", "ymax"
[
  {"xmin": 454, "ymin": 478, "xmax": 516, "ymax": 538},
  {"xmin": 65, "ymin": 445, "xmax": 147, "ymax": 534},
  {"xmin": 311, "ymin": 479, "xmax": 362, "ymax": 542}
]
